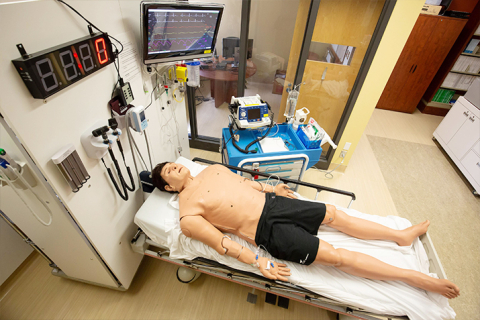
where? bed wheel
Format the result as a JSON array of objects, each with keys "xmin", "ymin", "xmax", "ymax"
[{"xmin": 176, "ymin": 267, "xmax": 201, "ymax": 284}]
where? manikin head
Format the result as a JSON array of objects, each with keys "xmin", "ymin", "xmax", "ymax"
[{"xmin": 152, "ymin": 162, "xmax": 192, "ymax": 193}]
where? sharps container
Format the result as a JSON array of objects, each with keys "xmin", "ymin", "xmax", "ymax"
[{"xmin": 186, "ymin": 61, "xmax": 201, "ymax": 87}]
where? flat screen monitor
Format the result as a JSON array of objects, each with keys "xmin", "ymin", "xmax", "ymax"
[{"xmin": 142, "ymin": 2, "xmax": 224, "ymax": 64}]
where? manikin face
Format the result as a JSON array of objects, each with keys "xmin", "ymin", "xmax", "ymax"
[{"xmin": 160, "ymin": 163, "xmax": 191, "ymax": 192}]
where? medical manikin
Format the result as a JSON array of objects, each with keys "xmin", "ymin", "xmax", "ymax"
[{"xmin": 152, "ymin": 162, "xmax": 460, "ymax": 299}]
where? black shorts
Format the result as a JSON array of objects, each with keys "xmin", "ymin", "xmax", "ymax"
[{"xmin": 254, "ymin": 193, "xmax": 326, "ymax": 266}]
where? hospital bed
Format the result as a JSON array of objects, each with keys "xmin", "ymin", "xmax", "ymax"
[{"xmin": 131, "ymin": 157, "xmax": 455, "ymax": 320}]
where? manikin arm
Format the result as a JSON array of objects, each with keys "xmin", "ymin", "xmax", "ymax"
[
  {"xmin": 180, "ymin": 215, "xmax": 290, "ymax": 281},
  {"xmin": 246, "ymin": 179, "xmax": 297, "ymax": 199}
]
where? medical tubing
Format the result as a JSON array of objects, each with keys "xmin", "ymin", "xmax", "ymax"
[
  {"xmin": 170, "ymin": 102, "xmax": 182, "ymax": 154},
  {"xmin": 129, "ymin": 127, "xmax": 148, "ymax": 170},
  {"xmin": 126, "ymin": 117, "xmax": 142, "ymax": 187},
  {"xmin": 115, "ymin": 139, "xmax": 135, "ymax": 192},
  {"xmin": 229, "ymin": 121, "xmax": 250, "ymax": 154},
  {"xmin": 117, "ymin": 139, "xmax": 125, "ymax": 161},
  {"xmin": 244, "ymin": 110, "xmax": 275, "ymax": 153},
  {"xmin": 124, "ymin": 167, "xmax": 135, "ymax": 192},
  {"xmin": 144, "ymin": 129, "xmax": 154, "ymax": 172},
  {"xmin": 105, "ymin": 165, "xmax": 128, "ymax": 201},
  {"xmin": 127, "ymin": 123, "xmax": 142, "ymax": 186},
  {"xmin": 102, "ymin": 158, "xmax": 128, "ymax": 201},
  {"xmin": 1, "ymin": 165, "xmax": 53, "ymax": 226},
  {"xmin": 105, "ymin": 152, "xmax": 129, "ymax": 201},
  {"xmin": 173, "ymin": 87, "xmax": 184, "ymax": 103},
  {"xmin": 264, "ymin": 175, "xmax": 281, "ymax": 193},
  {"xmin": 125, "ymin": 113, "xmax": 149, "ymax": 170},
  {"xmin": 244, "ymin": 118, "xmax": 273, "ymax": 153}
]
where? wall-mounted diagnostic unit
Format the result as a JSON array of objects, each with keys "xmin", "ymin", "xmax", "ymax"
[
  {"xmin": 12, "ymin": 32, "xmax": 113, "ymax": 99},
  {"xmin": 128, "ymin": 105, "xmax": 148, "ymax": 132}
]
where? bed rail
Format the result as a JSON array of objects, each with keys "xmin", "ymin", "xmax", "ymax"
[
  {"xmin": 192, "ymin": 157, "xmax": 356, "ymax": 208},
  {"xmin": 134, "ymin": 235, "xmax": 408, "ymax": 320}
]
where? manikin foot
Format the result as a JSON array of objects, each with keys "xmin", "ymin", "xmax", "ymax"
[
  {"xmin": 423, "ymin": 277, "xmax": 460, "ymax": 299},
  {"xmin": 397, "ymin": 220, "xmax": 430, "ymax": 246}
]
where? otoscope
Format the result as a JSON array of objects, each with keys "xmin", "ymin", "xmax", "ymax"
[
  {"xmin": 108, "ymin": 118, "xmax": 135, "ymax": 192},
  {"xmin": 92, "ymin": 126, "xmax": 128, "ymax": 201}
]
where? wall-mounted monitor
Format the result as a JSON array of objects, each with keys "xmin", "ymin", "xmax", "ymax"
[{"xmin": 141, "ymin": 2, "xmax": 224, "ymax": 64}]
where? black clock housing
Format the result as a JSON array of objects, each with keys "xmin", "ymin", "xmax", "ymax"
[{"xmin": 12, "ymin": 32, "xmax": 114, "ymax": 99}]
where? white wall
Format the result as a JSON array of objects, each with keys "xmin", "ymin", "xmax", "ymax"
[
  {"xmin": 0, "ymin": 113, "xmax": 33, "ymax": 286},
  {"xmin": 0, "ymin": 218, "xmax": 33, "ymax": 286},
  {"xmin": 0, "ymin": 0, "xmax": 190, "ymax": 289}
]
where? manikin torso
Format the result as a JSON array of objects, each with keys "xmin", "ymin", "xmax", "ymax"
[{"xmin": 179, "ymin": 164, "xmax": 265, "ymax": 246}]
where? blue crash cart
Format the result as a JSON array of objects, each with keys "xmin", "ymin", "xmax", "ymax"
[{"xmin": 221, "ymin": 124, "xmax": 322, "ymax": 191}]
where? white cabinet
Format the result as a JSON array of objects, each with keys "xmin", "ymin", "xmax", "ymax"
[{"xmin": 434, "ymin": 97, "xmax": 480, "ymax": 195}]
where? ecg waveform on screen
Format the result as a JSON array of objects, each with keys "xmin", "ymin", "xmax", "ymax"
[
  {"xmin": 147, "ymin": 10, "xmax": 219, "ymax": 53},
  {"xmin": 149, "ymin": 38, "xmax": 210, "ymax": 49}
]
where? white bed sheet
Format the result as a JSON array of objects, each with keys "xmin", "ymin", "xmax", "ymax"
[{"xmin": 134, "ymin": 157, "xmax": 455, "ymax": 320}]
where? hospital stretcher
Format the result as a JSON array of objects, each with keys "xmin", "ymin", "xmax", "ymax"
[{"xmin": 131, "ymin": 157, "xmax": 451, "ymax": 320}]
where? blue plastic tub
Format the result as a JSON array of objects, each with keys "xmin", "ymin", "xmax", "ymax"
[
  {"xmin": 222, "ymin": 124, "xmax": 322, "ymax": 169},
  {"xmin": 296, "ymin": 125, "xmax": 321, "ymax": 149}
]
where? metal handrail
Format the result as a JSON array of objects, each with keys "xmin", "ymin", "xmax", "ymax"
[{"xmin": 192, "ymin": 157, "xmax": 356, "ymax": 208}]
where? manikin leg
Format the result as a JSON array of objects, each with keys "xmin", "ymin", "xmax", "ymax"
[
  {"xmin": 323, "ymin": 205, "xmax": 430, "ymax": 246},
  {"xmin": 316, "ymin": 205, "xmax": 460, "ymax": 298},
  {"xmin": 315, "ymin": 240, "xmax": 460, "ymax": 299}
]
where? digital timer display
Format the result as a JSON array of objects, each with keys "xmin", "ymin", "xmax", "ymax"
[{"xmin": 12, "ymin": 33, "xmax": 113, "ymax": 99}]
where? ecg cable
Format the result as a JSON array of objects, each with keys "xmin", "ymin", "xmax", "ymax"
[
  {"xmin": 228, "ymin": 101, "xmax": 275, "ymax": 154},
  {"xmin": 0, "ymin": 163, "xmax": 53, "ymax": 226}
]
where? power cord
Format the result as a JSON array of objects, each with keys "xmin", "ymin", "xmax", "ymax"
[
  {"xmin": 57, "ymin": 0, "xmax": 124, "ymax": 54},
  {"xmin": 312, "ymin": 152, "xmax": 346, "ymax": 179},
  {"xmin": 57, "ymin": 0, "xmax": 124, "ymax": 101},
  {"xmin": 146, "ymin": 73, "xmax": 160, "ymax": 110}
]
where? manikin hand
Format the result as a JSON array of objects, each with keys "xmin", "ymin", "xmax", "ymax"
[
  {"xmin": 257, "ymin": 256, "xmax": 291, "ymax": 282},
  {"xmin": 274, "ymin": 183, "xmax": 297, "ymax": 199}
]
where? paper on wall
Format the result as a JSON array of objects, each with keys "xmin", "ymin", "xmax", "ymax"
[{"xmin": 113, "ymin": 33, "xmax": 142, "ymax": 83}]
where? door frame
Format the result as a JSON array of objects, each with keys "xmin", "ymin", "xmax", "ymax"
[
  {"xmin": 294, "ymin": 0, "xmax": 397, "ymax": 170},
  {"xmin": 187, "ymin": 0, "xmax": 251, "ymax": 152},
  {"xmin": 188, "ymin": 0, "xmax": 397, "ymax": 161}
]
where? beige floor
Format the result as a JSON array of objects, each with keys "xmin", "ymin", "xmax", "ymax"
[{"xmin": 1, "ymin": 108, "xmax": 478, "ymax": 320}]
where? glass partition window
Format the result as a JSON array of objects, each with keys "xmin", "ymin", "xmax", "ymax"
[
  {"xmin": 285, "ymin": 0, "xmax": 385, "ymax": 159},
  {"xmin": 308, "ymin": 42, "xmax": 356, "ymax": 66},
  {"xmin": 246, "ymin": 0, "xmax": 300, "ymax": 122},
  {"xmin": 186, "ymin": 0, "xmax": 241, "ymax": 139}
]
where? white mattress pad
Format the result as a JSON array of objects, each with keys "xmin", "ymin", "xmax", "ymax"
[{"xmin": 134, "ymin": 157, "xmax": 455, "ymax": 320}]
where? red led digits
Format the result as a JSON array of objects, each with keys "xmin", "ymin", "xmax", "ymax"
[{"xmin": 95, "ymin": 38, "xmax": 108, "ymax": 64}]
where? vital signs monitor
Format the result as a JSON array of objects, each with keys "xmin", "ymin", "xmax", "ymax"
[{"xmin": 141, "ymin": 2, "xmax": 224, "ymax": 64}]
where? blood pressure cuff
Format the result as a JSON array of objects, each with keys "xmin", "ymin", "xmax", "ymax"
[{"xmin": 254, "ymin": 193, "xmax": 326, "ymax": 265}]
